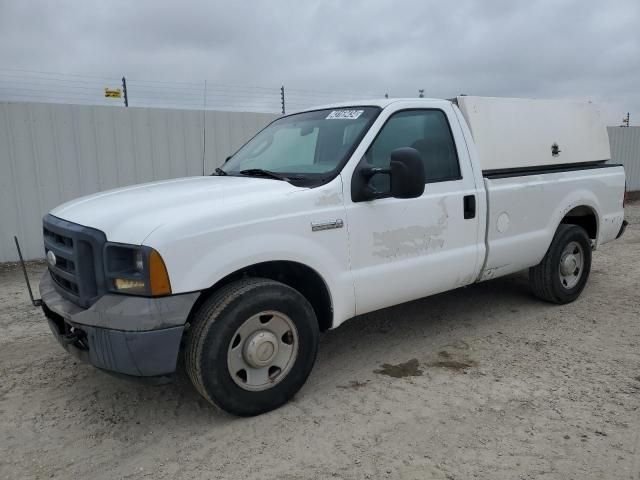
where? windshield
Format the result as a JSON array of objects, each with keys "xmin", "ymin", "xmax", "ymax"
[{"xmin": 221, "ymin": 107, "xmax": 380, "ymax": 185}]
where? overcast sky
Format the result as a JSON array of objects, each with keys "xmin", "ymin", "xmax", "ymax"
[{"xmin": 0, "ymin": 0, "xmax": 638, "ymax": 124}]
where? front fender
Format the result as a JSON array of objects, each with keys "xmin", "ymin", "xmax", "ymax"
[{"xmin": 151, "ymin": 225, "xmax": 355, "ymax": 326}]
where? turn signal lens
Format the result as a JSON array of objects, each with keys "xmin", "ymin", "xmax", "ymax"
[{"xmin": 149, "ymin": 249, "xmax": 171, "ymax": 296}]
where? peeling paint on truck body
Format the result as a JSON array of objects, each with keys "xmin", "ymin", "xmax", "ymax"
[{"xmin": 372, "ymin": 197, "xmax": 449, "ymax": 259}]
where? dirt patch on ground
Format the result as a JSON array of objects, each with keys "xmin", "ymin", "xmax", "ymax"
[
  {"xmin": 374, "ymin": 358, "xmax": 423, "ymax": 378},
  {"xmin": 1, "ymin": 203, "xmax": 639, "ymax": 480},
  {"xmin": 336, "ymin": 380, "xmax": 369, "ymax": 390},
  {"xmin": 374, "ymin": 355, "xmax": 477, "ymax": 376},
  {"xmin": 428, "ymin": 359, "xmax": 477, "ymax": 370},
  {"xmin": 426, "ymin": 341, "xmax": 478, "ymax": 372}
]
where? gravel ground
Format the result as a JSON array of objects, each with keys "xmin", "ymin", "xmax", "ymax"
[{"xmin": 1, "ymin": 203, "xmax": 639, "ymax": 480}]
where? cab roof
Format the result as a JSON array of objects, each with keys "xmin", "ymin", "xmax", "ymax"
[{"xmin": 306, "ymin": 98, "xmax": 449, "ymax": 110}]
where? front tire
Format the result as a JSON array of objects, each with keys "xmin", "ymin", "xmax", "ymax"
[
  {"xmin": 529, "ymin": 224, "xmax": 592, "ymax": 304},
  {"xmin": 185, "ymin": 278, "xmax": 319, "ymax": 416}
]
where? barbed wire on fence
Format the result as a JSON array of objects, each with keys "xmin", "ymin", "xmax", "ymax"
[{"xmin": 0, "ymin": 68, "xmax": 385, "ymax": 114}]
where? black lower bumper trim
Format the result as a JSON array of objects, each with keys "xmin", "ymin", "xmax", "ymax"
[{"xmin": 45, "ymin": 306, "xmax": 184, "ymax": 377}]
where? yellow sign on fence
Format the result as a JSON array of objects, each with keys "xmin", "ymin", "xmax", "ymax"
[{"xmin": 104, "ymin": 88, "xmax": 122, "ymax": 99}]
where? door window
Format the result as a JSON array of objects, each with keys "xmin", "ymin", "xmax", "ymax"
[{"xmin": 366, "ymin": 109, "xmax": 461, "ymax": 191}]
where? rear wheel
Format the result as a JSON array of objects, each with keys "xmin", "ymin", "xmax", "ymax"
[
  {"xmin": 529, "ymin": 224, "xmax": 592, "ymax": 304},
  {"xmin": 185, "ymin": 278, "xmax": 319, "ymax": 416}
]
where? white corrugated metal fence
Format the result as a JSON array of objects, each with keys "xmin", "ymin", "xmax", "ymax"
[
  {"xmin": 608, "ymin": 126, "xmax": 640, "ymax": 192},
  {"xmin": 0, "ymin": 101, "xmax": 276, "ymax": 261}
]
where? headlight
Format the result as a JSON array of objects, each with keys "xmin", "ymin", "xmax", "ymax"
[
  {"xmin": 134, "ymin": 249, "xmax": 144, "ymax": 272},
  {"xmin": 104, "ymin": 244, "xmax": 171, "ymax": 296}
]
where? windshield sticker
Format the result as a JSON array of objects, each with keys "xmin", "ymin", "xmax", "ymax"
[{"xmin": 326, "ymin": 110, "xmax": 364, "ymax": 120}]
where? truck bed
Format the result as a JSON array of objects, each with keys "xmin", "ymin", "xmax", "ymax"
[{"xmin": 480, "ymin": 164, "xmax": 626, "ymax": 281}]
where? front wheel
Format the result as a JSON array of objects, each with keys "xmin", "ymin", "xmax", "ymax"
[
  {"xmin": 185, "ymin": 278, "xmax": 319, "ymax": 416},
  {"xmin": 529, "ymin": 224, "xmax": 592, "ymax": 304}
]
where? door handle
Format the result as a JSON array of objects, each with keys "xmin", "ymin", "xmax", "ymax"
[{"xmin": 463, "ymin": 195, "xmax": 476, "ymax": 219}]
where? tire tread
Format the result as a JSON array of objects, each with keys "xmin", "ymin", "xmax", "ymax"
[
  {"xmin": 529, "ymin": 224, "xmax": 590, "ymax": 304},
  {"xmin": 184, "ymin": 278, "xmax": 276, "ymax": 409}
]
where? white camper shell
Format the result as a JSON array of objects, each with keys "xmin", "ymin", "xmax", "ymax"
[{"xmin": 456, "ymin": 96, "xmax": 611, "ymax": 172}]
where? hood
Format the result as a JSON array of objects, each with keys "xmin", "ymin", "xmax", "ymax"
[{"xmin": 50, "ymin": 176, "xmax": 299, "ymax": 244}]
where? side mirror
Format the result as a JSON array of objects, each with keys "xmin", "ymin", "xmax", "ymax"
[
  {"xmin": 350, "ymin": 147, "xmax": 426, "ymax": 202},
  {"xmin": 389, "ymin": 147, "xmax": 425, "ymax": 199}
]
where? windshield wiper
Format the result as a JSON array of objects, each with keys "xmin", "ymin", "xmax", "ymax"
[
  {"xmin": 213, "ymin": 167, "xmax": 227, "ymax": 176},
  {"xmin": 239, "ymin": 169, "xmax": 290, "ymax": 182}
]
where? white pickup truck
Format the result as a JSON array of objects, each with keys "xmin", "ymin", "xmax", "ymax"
[{"xmin": 39, "ymin": 96, "xmax": 627, "ymax": 415}]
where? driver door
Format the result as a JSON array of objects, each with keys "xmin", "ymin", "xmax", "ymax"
[{"xmin": 344, "ymin": 105, "xmax": 483, "ymax": 315}]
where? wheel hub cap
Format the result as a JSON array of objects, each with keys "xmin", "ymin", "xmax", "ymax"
[
  {"xmin": 558, "ymin": 241, "xmax": 584, "ymax": 289},
  {"xmin": 226, "ymin": 310, "xmax": 299, "ymax": 392},
  {"xmin": 244, "ymin": 330, "xmax": 279, "ymax": 368},
  {"xmin": 560, "ymin": 254, "xmax": 578, "ymax": 276}
]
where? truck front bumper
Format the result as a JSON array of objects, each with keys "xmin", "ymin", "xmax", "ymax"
[{"xmin": 40, "ymin": 271, "xmax": 200, "ymax": 377}]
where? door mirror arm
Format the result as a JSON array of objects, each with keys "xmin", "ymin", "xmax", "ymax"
[
  {"xmin": 351, "ymin": 163, "xmax": 390, "ymax": 202},
  {"xmin": 362, "ymin": 166, "xmax": 390, "ymax": 178}
]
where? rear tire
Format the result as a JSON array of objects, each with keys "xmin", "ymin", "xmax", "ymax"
[
  {"xmin": 529, "ymin": 224, "xmax": 592, "ymax": 304},
  {"xmin": 185, "ymin": 277, "xmax": 319, "ymax": 416}
]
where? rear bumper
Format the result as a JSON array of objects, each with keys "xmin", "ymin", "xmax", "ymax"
[{"xmin": 40, "ymin": 271, "xmax": 199, "ymax": 377}]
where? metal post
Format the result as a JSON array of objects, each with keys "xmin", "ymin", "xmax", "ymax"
[
  {"xmin": 280, "ymin": 85, "xmax": 285, "ymax": 115},
  {"xmin": 122, "ymin": 76, "xmax": 129, "ymax": 107},
  {"xmin": 13, "ymin": 236, "xmax": 41, "ymax": 307}
]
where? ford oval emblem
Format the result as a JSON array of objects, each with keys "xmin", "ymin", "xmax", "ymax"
[{"xmin": 46, "ymin": 250, "xmax": 57, "ymax": 266}]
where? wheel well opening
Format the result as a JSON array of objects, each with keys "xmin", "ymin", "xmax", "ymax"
[
  {"xmin": 191, "ymin": 261, "xmax": 333, "ymax": 332},
  {"xmin": 561, "ymin": 206, "xmax": 597, "ymax": 239}
]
